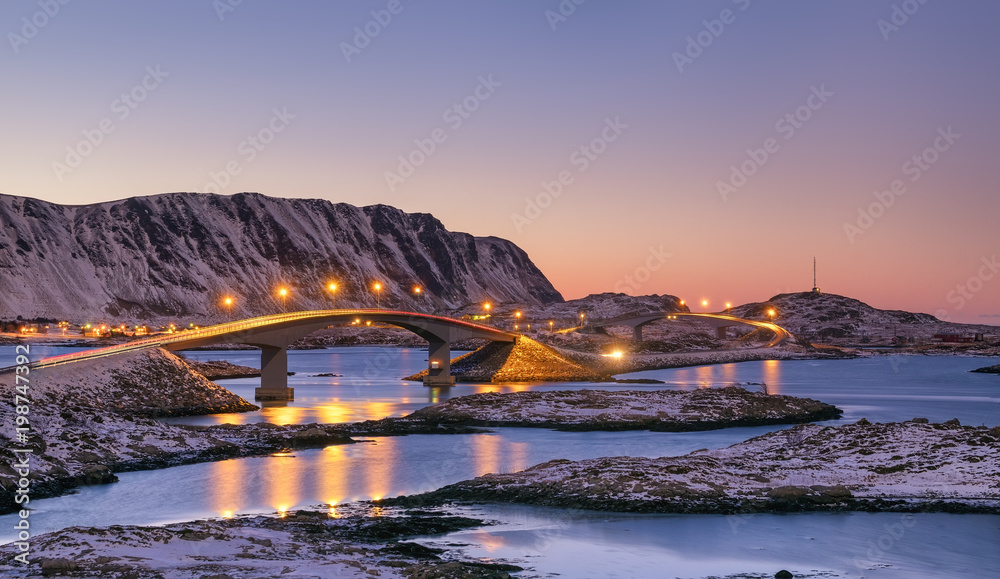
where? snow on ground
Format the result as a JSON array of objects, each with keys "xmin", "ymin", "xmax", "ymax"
[
  {"xmin": 0, "ymin": 349, "xmax": 361, "ymax": 514},
  {"xmin": 409, "ymin": 420, "xmax": 1000, "ymax": 513},
  {"xmin": 408, "ymin": 386, "xmax": 841, "ymax": 430},
  {"xmin": 0, "ymin": 504, "xmax": 517, "ymax": 578}
]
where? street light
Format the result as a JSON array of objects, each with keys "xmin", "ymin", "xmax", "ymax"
[
  {"xmin": 579, "ymin": 312, "xmax": 586, "ymax": 327},
  {"xmin": 768, "ymin": 308, "xmax": 776, "ymax": 322},
  {"xmin": 514, "ymin": 311, "xmax": 521, "ymax": 330},
  {"xmin": 701, "ymin": 299, "xmax": 709, "ymax": 309},
  {"xmin": 725, "ymin": 302, "xmax": 732, "ymax": 312},
  {"xmin": 327, "ymin": 282, "xmax": 338, "ymax": 309},
  {"xmin": 373, "ymin": 282, "xmax": 382, "ymax": 309},
  {"xmin": 277, "ymin": 287, "xmax": 289, "ymax": 312},
  {"xmin": 413, "ymin": 286, "xmax": 422, "ymax": 312},
  {"xmin": 222, "ymin": 296, "xmax": 233, "ymax": 321},
  {"xmin": 549, "ymin": 320, "xmax": 554, "ymax": 332}
]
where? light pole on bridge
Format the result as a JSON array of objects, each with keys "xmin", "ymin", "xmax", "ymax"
[{"xmin": 327, "ymin": 282, "xmax": 338, "ymax": 309}]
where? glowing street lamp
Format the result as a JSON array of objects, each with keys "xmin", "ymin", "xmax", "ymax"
[
  {"xmin": 277, "ymin": 287, "xmax": 289, "ymax": 312},
  {"xmin": 373, "ymin": 282, "xmax": 382, "ymax": 309},
  {"xmin": 222, "ymin": 296, "xmax": 234, "ymax": 321},
  {"xmin": 768, "ymin": 308, "xmax": 777, "ymax": 322},
  {"xmin": 326, "ymin": 282, "xmax": 338, "ymax": 309},
  {"xmin": 579, "ymin": 312, "xmax": 586, "ymax": 327},
  {"xmin": 413, "ymin": 285, "xmax": 423, "ymax": 311},
  {"xmin": 725, "ymin": 302, "xmax": 732, "ymax": 312},
  {"xmin": 701, "ymin": 299, "xmax": 709, "ymax": 309},
  {"xmin": 549, "ymin": 320, "xmax": 554, "ymax": 332}
]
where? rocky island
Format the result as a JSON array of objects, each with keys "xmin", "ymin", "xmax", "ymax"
[
  {"xmin": 395, "ymin": 419, "xmax": 1000, "ymax": 514},
  {"xmin": 406, "ymin": 387, "xmax": 842, "ymax": 431},
  {"xmin": 0, "ymin": 504, "xmax": 522, "ymax": 579}
]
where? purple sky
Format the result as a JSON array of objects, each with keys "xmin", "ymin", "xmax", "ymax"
[{"xmin": 2, "ymin": 1, "xmax": 998, "ymax": 322}]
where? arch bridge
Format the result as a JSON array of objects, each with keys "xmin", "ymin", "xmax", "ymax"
[
  {"xmin": 585, "ymin": 311, "xmax": 790, "ymax": 347},
  {"xmin": 27, "ymin": 310, "xmax": 517, "ymax": 399}
]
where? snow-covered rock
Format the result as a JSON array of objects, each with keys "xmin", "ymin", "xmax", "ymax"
[
  {"xmin": 405, "ymin": 420, "xmax": 1000, "ymax": 513},
  {"xmin": 0, "ymin": 192, "xmax": 562, "ymax": 322},
  {"xmin": 408, "ymin": 387, "xmax": 842, "ymax": 431}
]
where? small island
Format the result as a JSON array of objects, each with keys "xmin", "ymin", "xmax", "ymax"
[
  {"xmin": 407, "ymin": 387, "xmax": 842, "ymax": 431},
  {"xmin": 396, "ymin": 419, "xmax": 1000, "ymax": 514}
]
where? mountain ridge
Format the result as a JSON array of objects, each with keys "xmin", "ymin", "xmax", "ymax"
[{"xmin": 0, "ymin": 192, "xmax": 563, "ymax": 321}]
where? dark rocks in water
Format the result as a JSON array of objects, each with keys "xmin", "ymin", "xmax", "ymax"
[
  {"xmin": 971, "ymin": 364, "xmax": 1000, "ymax": 374},
  {"xmin": 775, "ymin": 571, "xmax": 794, "ymax": 579},
  {"xmin": 80, "ymin": 465, "xmax": 117, "ymax": 486},
  {"xmin": 184, "ymin": 359, "xmax": 263, "ymax": 379},
  {"xmin": 403, "ymin": 561, "xmax": 519, "ymax": 578},
  {"xmin": 910, "ymin": 417, "xmax": 929, "ymax": 423}
]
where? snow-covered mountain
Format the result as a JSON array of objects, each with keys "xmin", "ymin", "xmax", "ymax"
[{"xmin": 0, "ymin": 192, "xmax": 563, "ymax": 322}]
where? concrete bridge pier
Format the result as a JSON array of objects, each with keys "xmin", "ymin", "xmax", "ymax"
[
  {"xmin": 255, "ymin": 344, "xmax": 294, "ymax": 400},
  {"xmin": 424, "ymin": 340, "xmax": 455, "ymax": 386}
]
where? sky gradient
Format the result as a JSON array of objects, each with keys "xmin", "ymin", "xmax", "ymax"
[{"xmin": 2, "ymin": 1, "xmax": 998, "ymax": 323}]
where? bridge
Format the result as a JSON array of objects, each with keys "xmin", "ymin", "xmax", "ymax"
[
  {"xmin": 584, "ymin": 311, "xmax": 791, "ymax": 347},
  {"xmin": 26, "ymin": 310, "xmax": 517, "ymax": 400}
]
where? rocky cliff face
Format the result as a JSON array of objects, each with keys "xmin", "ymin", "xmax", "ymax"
[{"xmin": 0, "ymin": 192, "xmax": 562, "ymax": 321}]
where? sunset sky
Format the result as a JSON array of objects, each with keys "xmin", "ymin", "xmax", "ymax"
[{"xmin": 2, "ymin": 1, "xmax": 998, "ymax": 323}]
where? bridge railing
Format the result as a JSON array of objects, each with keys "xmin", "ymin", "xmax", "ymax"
[{"xmin": 11, "ymin": 309, "xmax": 514, "ymax": 371}]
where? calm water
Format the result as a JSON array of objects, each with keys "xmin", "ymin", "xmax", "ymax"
[{"xmin": 3, "ymin": 346, "xmax": 999, "ymax": 577}]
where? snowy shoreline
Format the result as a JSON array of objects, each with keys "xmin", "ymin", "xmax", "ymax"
[{"xmin": 392, "ymin": 419, "xmax": 1000, "ymax": 515}]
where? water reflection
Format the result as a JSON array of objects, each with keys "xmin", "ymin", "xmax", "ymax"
[
  {"xmin": 207, "ymin": 458, "xmax": 246, "ymax": 518},
  {"xmin": 763, "ymin": 359, "xmax": 781, "ymax": 394},
  {"xmin": 201, "ymin": 433, "xmax": 547, "ymax": 519}
]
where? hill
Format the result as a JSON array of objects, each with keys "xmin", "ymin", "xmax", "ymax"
[{"xmin": 0, "ymin": 192, "xmax": 562, "ymax": 322}]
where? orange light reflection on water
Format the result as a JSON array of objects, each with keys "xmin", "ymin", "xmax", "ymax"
[
  {"xmin": 363, "ymin": 438, "xmax": 398, "ymax": 502},
  {"xmin": 763, "ymin": 359, "xmax": 781, "ymax": 394},
  {"xmin": 266, "ymin": 453, "xmax": 302, "ymax": 515},
  {"xmin": 208, "ymin": 458, "xmax": 247, "ymax": 518},
  {"xmin": 471, "ymin": 383, "xmax": 534, "ymax": 395},
  {"xmin": 473, "ymin": 434, "xmax": 502, "ymax": 476}
]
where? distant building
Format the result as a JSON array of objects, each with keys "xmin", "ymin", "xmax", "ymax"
[{"xmin": 932, "ymin": 334, "xmax": 974, "ymax": 343}]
